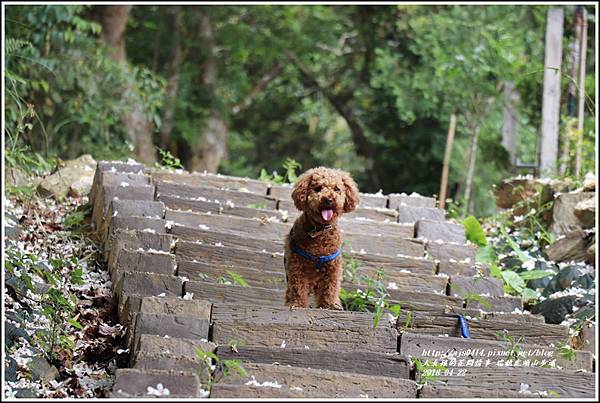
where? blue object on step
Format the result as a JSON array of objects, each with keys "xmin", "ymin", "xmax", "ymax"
[{"xmin": 457, "ymin": 315, "xmax": 471, "ymax": 338}]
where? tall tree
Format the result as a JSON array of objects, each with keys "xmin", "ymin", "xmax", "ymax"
[{"xmin": 96, "ymin": 5, "xmax": 157, "ymax": 164}]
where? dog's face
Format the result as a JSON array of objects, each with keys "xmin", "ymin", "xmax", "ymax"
[{"xmin": 291, "ymin": 167, "xmax": 359, "ymax": 225}]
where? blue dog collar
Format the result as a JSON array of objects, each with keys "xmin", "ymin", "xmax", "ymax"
[{"xmin": 290, "ymin": 238, "xmax": 341, "ymax": 269}]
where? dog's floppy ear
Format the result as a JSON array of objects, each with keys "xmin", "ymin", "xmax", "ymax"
[
  {"xmin": 291, "ymin": 169, "xmax": 313, "ymax": 211},
  {"xmin": 341, "ymin": 171, "xmax": 359, "ymax": 213}
]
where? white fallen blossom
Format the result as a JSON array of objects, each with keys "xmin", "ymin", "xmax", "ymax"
[{"xmin": 147, "ymin": 383, "xmax": 170, "ymax": 397}]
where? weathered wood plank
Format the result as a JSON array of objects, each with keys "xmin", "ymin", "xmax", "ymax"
[
  {"xmin": 166, "ymin": 209, "xmax": 290, "ymax": 240},
  {"xmin": 159, "ymin": 195, "xmax": 287, "ymax": 221},
  {"xmin": 212, "ymin": 303, "xmax": 384, "ymax": 328},
  {"xmin": 110, "ymin": 249, "xmax": 176, "ymax": 284},
  {"xmin": 110, "ymin": 368, "xmax": 204, "ymax": 398},
  {"xmin": 212, "ymin": 321, "xmax": 398, "ymax": 353},
  {"xmin": 216, "ymin": 346, "xmax": 410, "ymax": 379},
  {"xmin": 175, "ymin": 241, "xmax": 284, "ymax": 271},
  {"xmin": 416, "ymin": 219, "xmax": 466, "ymax": 244},
  {"xmin": 156, "ymin": 181, "xmax": 277, "ymax": 210},
  {"xmin": 185, "ymin": 281, "xmax": 285, "ymax": 308},
  {"xmin": 171, "ymin": 220, "xmax": 424, "ymax": 258},
  {"xmin": 397, "ymin": 206, "xmax": 445, "ymax": 224},
  {"xmin": 438, "ymin": 261, "xmax": 489, "ymax": 277},
  {"xmin": 277, "ymin": 198, "xmax": 398, "ymax": 222},
  {"xmin": 151, "ymin": 170, "xmax": 269, "ymax": 194},
  {"xmin": 389, "ymin": 193, "xmax": 436, "ymax": 209},
  {"xmin": 449, "ymin": 275, "xmax": 505, "ymax": 298},
  {"xmin": 424, "ymin": 367, "xmax": 594, "ymax": 398},
  {"xmin": 177, "ymin": 260, "xmax": 286, "ymax": 288},
  {"xmin": 396, "ymin": 311, "xmax": 569, "ymax": 346},
  {"xmin": 426, "ymin": 241, "xmax": 476, "ymax": 262},
  {"xmin": 340, "ymin": 218, "xmax": 414, "ymax": 238},
  {"xmin": 356, "ymin": 266, "xmax": 447, "ymax": 294},
  {"xmin": 105, "ymin": 229, "xmax": 174, "ymax": 263},
  {"xmin": 213, "ymin": 363, "xmax": 418, "ymax": 398},
  {"xmin": 466, "ymin": 295, "xmax": 523, "ymax": 313},
  {"xmin": 401, "ymin": 332, "xmax": 593, "ymax": 371}
]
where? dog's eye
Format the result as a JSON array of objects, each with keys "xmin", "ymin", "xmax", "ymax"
[
  {"xmin": 313, "ymin": 186, "xmax": 322, "ymax": 192},
  {"xmin": 334, "ymin": 186, "xmax": 341, "ymax": 193}
]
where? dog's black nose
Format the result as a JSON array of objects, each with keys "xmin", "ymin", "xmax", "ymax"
[{"xmin": 324, "ymin": 198, "xmax": 333, "ymax": 206}]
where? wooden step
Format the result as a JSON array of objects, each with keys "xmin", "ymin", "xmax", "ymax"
[
  {"xmin": 449, "ymin": 275, "xmax": 505, "ymax": 298},
  {"xmin": 426, "ymin": 240, "xmax": 476, "ymax": 262},
  {"xmin": 109, "ymin": 248, "xmax": 176, "ymax": 284},
  {"xmin": 152, "ymin": 170, "xmax": 269, "ymax": 194},
  {"xmin": 131, "ymin": 334, "xmax": 215, "ymax": 383},
  {"xmin": 416, "ymin": 219, "xmax": 466, "ymax": 244},
  {"xmin": 397, "ymin": 205, "xmax": 445, "ymax": 224},
  {"xmin": 110, "ymin": 368, "xmax": 206, "ymax": 398},
  {"xmin": 396, "ymin": 311, "xmax": 569, "ymax": 346},
  {"xmin": 212, "ymin": 321, "xmax": 398, "ymax": 353},
  {"xmin": 401, "ymin": 332, "xmax": 593, "ymax": 371},
  {"xmin": 159, "ymin": 195, "xmax": 286, "ymax": 221},
  {"xmin": 211, "ymin": 362, "xmax": 418, "ymax": 398},
  {"xmin": 170, "ymin": 218, "xmax": 424, "ymax": 258},
  {"xmin": 156, "ymin": 181, "xmax": 278, "ymax": 210},
  {"xmin": 215, "ymin": 346, "xmax": 410, "ymax": 379},
  {"xmin": 177, "ymin": 241, "xmax": 446, "ymax": 294},
  {"xmin": 166, "ymin": 205, "xmax": 415, "ymax": 239},
  {"xmin": 105, "ymin": 229, "xmax": 174, "ymax": 263},
  {"xmin": 418, "ymin": 366, "xmax": 595, "ymax": 398},
  {"xmin": 389, "ymin": 193, "xmax": 436, "ymax": 209},
  {"xmin": 186, "ymin": 281, "xmax": 285, "ymax": 308}
]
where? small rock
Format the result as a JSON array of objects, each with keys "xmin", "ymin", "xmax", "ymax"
[
  {"xmin": 30, "ymin": 356, "xmax": 59, "ymax": 384},
  {"xmin": 542, "ymin": 265, "xmax": 594, "ymax": 297},
  {"xmin": 582, "ymin": 172, "xmax": 595, "ymax": 191},
  {"xmin": 68, "ymin": 175, "xmax": 94, "ymax": 198},
  {"xmin": 585, "ymin": 243, "xmax": 595, "ymax": 266},
  {"xmin": 574, "ymin": 195, "xmax": 596, "ymax": 228},
  {"xmin": 6, "ymin": 166, "xmax": 29, "ymax": 187},
  {"xmin": 5, "ymin": 321, "xmax": 30, "ymax": 348},
  {"xmin": 550, "ymin": 192, "xmax": 596, "ymax": 237},
  {"xmin": 5, "ymin": 356, "xmax": 18, "ymax": 382},
  {"xmin": 544, "ymin": 230, "xmax": 594, "ymax": 262},
  {"xmin": 531, "ymin": 296, "xmax": 576, "ymax": 324},
  {"xmin": 37, "ymin": 155, "xmax": 96, "ymax": 199},
  {"xmin": 14, "ymin": 388, "xmax": 38, "ymax": 398}
]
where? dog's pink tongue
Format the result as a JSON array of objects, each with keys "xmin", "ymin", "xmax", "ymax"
[{"xmin": 321, "ymin": 209, "xmax": 334, "ymax": 221}]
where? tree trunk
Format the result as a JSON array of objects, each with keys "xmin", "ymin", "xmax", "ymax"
[
  {"xmin": 159, "ymin": 6, "xmax": 185, "ymax": 149},
  {"xmin": 538, "ymin": 8, "xmax": 564, "ymax": 177},
  {"xmin": 97, "ymin": 5, "xmax": 131, "ymax": 62},
  {"xmin": 463, "ymin": 121, "xmax": 480, "ymax": 216},
  {"xmin": 560, "ymin": 6, "xmax": 584, "ymax": 176},
  {"xmin": 96, "ymin": 5, "xmax": 157, "ymax": 165},
  {"xmin": 574, "ymin": 7, "xmax": 588, "ymax": 178},
  {"xmin": 501, "ymin": 82, "xmax": 519, "ymax": 167},
  {"xmin": 438, "ymin": 113, "xmax": 457, "ymax": 210},
  {"xmin": 189, "ymin": 10, "xmax": 229, "ymax": 173}
]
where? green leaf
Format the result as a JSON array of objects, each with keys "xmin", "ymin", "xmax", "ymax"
[
  {"xmin": 518, "ymin": 270, "xmax": 553, "ymax": 281},
  {"xmin": 490, "ymin": 264, "xmax": 502, "ymax": 279},
  {"xmin": 69, "ymin": 267, "xmax": 85, "ymax": 285},
  {"xmin": 462, "ymin": 216, "xmax": 487, "ymax": 246},
  {"xmin": 475, "ymin": 245, "xmax": 496, "ymax": 264},
  {"xmin": 521, "ymin": 288, "xmax": 539, "ymax": 302},
  {"xmin": 501, "ymin": 270, "xmax": 525, "ymax": 293},
  {"xmin": 68, "ymin": 318, "xmax": 83, "ymax": 329},
  {"xmin": 226, "ymin": 271, "xmax": 249, "ymax": 288}
]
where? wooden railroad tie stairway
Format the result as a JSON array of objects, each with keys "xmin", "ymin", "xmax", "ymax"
[{"xmin": 90, "ymin": 161, "xmax": 595, "ymax": 398}]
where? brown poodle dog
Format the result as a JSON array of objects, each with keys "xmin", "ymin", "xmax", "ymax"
[{"xmin": 284, "ymin": 167, "xmax": 359, "ymax": 309}]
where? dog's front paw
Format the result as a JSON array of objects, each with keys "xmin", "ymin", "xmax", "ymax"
[{"xmin": 323, "ymin": 302, "xmax": 344, "ymax": 311}]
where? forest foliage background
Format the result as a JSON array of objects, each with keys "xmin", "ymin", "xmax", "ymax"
[{"xmin": 4, "ymin": 4, "xmax": 597, "ymax": 216}]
